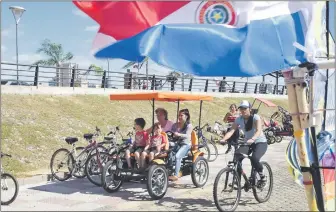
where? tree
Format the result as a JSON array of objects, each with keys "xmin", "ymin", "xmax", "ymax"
[
  {"xmin": 29, "ymin": 39, "xmax": 73, "ymax": 69},
  {"xmin": 122, "ymin": 57, "xmax": 148, "ymax": 70},
  {"xmin": 83, "ymin": 64, "xmax": 104, "ymax": 76}
]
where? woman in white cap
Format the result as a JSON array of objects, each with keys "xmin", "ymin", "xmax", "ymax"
[{"xmin": 220, "ymin": 100, "xmax": 267, "ymax": 183}]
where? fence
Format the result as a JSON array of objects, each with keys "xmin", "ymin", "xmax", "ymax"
[{"xmin": 1, "ymin": 62, "xmax": 287, "ymax": 95}]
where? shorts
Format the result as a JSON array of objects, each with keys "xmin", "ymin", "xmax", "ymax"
[
  {"xmin": 129, "ymin": 146, "xmax": 145, "ymax": 154},
  {"xmin": 147, "ymin": 147, "xmax": 160, "ymax": 155}
]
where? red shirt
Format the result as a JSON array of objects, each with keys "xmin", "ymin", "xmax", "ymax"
[
  {"xmin": 150, "ymin": 134, "xmax": 167, "ymax": 148},
  {"xmin": 134, "ymin": 131, "xmax": 149, "ymax": 147}
]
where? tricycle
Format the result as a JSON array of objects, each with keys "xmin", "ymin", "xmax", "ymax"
[{"xmin": 263, "ymin": 106, "xmax": 294, "ymax": 144}]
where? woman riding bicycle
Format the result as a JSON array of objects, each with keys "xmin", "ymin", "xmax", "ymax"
[
  {"xmin": 220, "ymin": 100, "xmax": 267, "ymax": 182},
  {"xmin": 169, "ymin": 108, "xmax": 192, "ymax": 182}
]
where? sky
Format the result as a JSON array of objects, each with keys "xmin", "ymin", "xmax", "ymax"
[{"xmin": 1, "ymin": 1, "xmax": 128, "ymax": 71}]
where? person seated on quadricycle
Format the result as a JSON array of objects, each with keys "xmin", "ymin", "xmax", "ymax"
[
  {"xmin": 141, "ymin": 123, "xmax": 167, "ymax": 168},
  {"xmin": 125, "ymin": 118, "xmax": 150, "ymax": 170},
  {"xmin": 169, "ymin": 108, "xmax": 193, "ymax": 182}
]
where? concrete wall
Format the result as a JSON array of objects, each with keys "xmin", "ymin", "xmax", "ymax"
[{"xmin": 1, "ymin": 85, "xmax": 288, "ymax": 99}]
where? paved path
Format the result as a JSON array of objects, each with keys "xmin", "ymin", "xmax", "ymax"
[{"xmin": 2, "ymin": 140, "xmax": 309, "ymax": 211}]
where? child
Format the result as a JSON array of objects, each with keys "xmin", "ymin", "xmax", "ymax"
[
  {"xmin": 125, "ymin": 118, "xmax": 149, "ymax": 169},
  {"xmin": 142, "ymin": 123, "xmax": 167, "ymax": 167}
]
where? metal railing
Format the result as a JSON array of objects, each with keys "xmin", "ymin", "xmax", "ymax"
[{"xmin": 0, "ymin": 62, "xmax": 287, "ymax": 95}]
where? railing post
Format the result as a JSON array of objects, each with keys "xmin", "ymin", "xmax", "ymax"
[
  {"xmin": 34, "ymin": 65, "xmax": 39, "ymax": 87},
  {"xmin": 129, "ymin": 73, "xmax": 133, "ymax": 89},
  {"xmin": 171, "ymin": 80, "xmax": 175, "ymax": 91},
  {"xmin": 273, "ymin": 85, "xmax": 276, "ymax": 94},
  {"xmin": 232, "ymin": 82, "xmax": 236, "ymax": 93},
  {"xmin": 188, "ymin": 78, "xmax": 193, "ymax": 91},
  {"xmin": 70, "ymin": 67, "xmax": 75, "ymax": 89},
  {"xmin": 243, "ymin": 82, "xmax": 248, "ymax": 93},
  {"xmin": 101, "ymin": 70, "xmax": 107, "ymax": 88},
  {"xmin": 254, "ymin": 83, "xmax": 258, "ymax": 94},
  {"xmin": 151, "ymin": 75, "xmax": 155, "ymax": 90},
  {"xmin": 204, "ymin": 79, "xmax": 209, "ymax": 92},
  {"xmin": 282, "ymin": 85, "xmax": 285, "ymax": 95}
]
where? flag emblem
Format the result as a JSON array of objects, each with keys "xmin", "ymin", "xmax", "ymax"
[{"xmin": 196, "ymin": 1, "xmax": 237, "ymax": 25}]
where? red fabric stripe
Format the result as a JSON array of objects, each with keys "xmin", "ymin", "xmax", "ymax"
[{"xmin": 73, "ymin": 1, "xmax": 190, "ymax": 40}]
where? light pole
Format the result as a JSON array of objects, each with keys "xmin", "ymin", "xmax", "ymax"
[
  {"xmin": 9, "ymin": 6, "xmax": 25, "ymax": 84},
  {"xmin": 107, "ymin": 59, "xmax": 110, "ymax": 88}
]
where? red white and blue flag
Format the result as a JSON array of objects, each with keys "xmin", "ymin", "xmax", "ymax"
[{"xmin": 74, "ymin": 1, "xmax": 324, "ymax": 77}]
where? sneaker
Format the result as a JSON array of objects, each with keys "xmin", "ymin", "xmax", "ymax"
[{"xmin": 168, "ymin": 176, "xmax": 178, "ymax": 181}]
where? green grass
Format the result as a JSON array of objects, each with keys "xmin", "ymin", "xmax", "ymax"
[{"xmin": 1, "ymin": 94, "xmax": 288, "ymax": 177}]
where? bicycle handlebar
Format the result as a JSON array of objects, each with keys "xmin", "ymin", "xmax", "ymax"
[{"xmin": 193, "ymin": 123, "xmax": 209, "ymax": 131}]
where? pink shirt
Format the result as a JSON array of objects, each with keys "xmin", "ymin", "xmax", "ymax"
[{"xmin": 162, "ymin": 120, "xmax": 174, "ymax": 132}]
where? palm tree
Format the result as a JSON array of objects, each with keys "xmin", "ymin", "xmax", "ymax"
[
  {"xmin": 29, "ymin": 39, "xmax": 73, "ymax": 68},
  {"xmin": 84, "ymin": 64, "xmax": 104, "ymax": 76},
  {"xmin": 29, "ymin": 39, "xmax": 74, "ymax": 86},
  {"xmin": 122, "ymin": 57, "xmax": 148, "ymax": 70}
]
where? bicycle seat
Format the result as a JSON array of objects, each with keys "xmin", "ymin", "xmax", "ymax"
[
  {"xmin": 84, "ymin": 133, "xmax": 94, "ymax": 140},
  {"xmin": 65, "ymin": 137, "xmax": 78, "ymax": 145},
  {"xmin": 104, "ymin": 136, "xmax": 114, "ymax": 141}
]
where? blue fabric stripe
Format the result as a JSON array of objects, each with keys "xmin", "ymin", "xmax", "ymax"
[{"xmin": 95, "ymin": 12, "xmax": 307, "ymax": 77}]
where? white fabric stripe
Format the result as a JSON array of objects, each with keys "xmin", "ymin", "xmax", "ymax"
[{"xmin": 91, "ymin": 32, "xmax": 116, "ymax": 55}]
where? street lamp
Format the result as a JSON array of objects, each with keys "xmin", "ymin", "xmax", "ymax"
[{"xmin": 9, "ymin": 6, "xmax": 26, "ymax": 84}]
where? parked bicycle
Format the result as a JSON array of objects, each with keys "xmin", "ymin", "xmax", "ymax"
[
  {"xmin": 213, "ymin": 140, "xmax": 273, "ymax": 211},
  {"xmin": 84, "ymin": 126, "xmax": 128, "ymax": 186},
  {"xmin": 1, "ymin": 153, "xmax": 19, "ymax": 205},
  {"xmin": 50, "ymin": 127, "xmax": 112, "ymax": 182},
  {"xmin": 193, "ymin": 123, "xmax": 218, "ymax": 162}
]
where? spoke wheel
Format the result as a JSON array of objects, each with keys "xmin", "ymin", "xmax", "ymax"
[{"xmin": 147, "ymin": 165, "xmax": 168, "ymax": 200}]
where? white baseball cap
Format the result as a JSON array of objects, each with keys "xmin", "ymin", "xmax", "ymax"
[{"xmin": 238, "ymin": 100, "xmax": 250, "ymax": 109}]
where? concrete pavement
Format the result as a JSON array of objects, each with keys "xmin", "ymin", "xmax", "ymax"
[{"xmin": 1, "ymin": 140, "xmax": 308, "ymax": 211}]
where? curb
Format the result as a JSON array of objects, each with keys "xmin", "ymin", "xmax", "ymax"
[{"xmin": 17, "ymin": 174, "xmax": 55, "ymax": 187}]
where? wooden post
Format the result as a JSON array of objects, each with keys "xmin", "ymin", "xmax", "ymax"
[{"xmin": 283, "ymin": 69, "xmax": 318, "ymax": 211}]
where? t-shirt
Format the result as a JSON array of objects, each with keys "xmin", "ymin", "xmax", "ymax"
[
  {"xmin": 162, "ymin": 120, "xmax": 174, "ymax": 132},
  {"xmin": 134, "ymin": 131, "xmax": 149, "ymax": 147},
  {"xmin": 234, "ymin": 114, "xmax": 267, "ymax": 143},
  {"xmin": 150, "ymin": 134, "xmax": 167, "ymax": 148}
]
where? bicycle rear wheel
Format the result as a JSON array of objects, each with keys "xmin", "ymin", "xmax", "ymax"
[
  {"xmin": 213, "ymin": 167, "xmax": 241, "ymax": 212},
  {"xmin": 50, "ymin": 148, "xmax": 74, "ymax": 181},
  {"xmin": 252, "ymin": 162, "xmax": 273, "ymax": 203},
  {"xmin": 1, "ymin": 173, "xmax": 19, "ymax": 205}
]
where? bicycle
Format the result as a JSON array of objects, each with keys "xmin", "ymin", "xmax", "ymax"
[
  {"xmin": 101, "ymin": 131, "xmax": 137, "ymax": 193},
  {"xmin": 213, "ymin": 140, "xmax": 273, "ymax": 211},
  {"xmin": 50, "ymin": 127, "xmax": 111, "ymax": 181},
  {"xmin": 193, "ymin": 123, "xmax": 218, "ymax": 162},
  {"xmin": 1, "ymin": 153, "xmax": 19, "ymax": 205},
  {"xmin": 84, "ymin": 126, "xmax": 127, "ymax": 186}
]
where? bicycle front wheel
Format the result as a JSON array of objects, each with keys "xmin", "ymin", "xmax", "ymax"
[
  {"xmin": 213, "ymin": 167, "xmax": 241, "ymax": 212},
  {"xmin": 85, "ymin": 151, "xmax": 111, "ymax": 186},
  {"xmin": 207, "ymin": 139, "xmax": 218, "ymax": 162},
  {"xmin": 1, "ymin": 173, "xmax": 19, "ymax": 205}
]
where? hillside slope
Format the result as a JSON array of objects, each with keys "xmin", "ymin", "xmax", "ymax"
[{"xmin": 1, "ymin": 94, "xmax": 288, "ymax": 177}]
